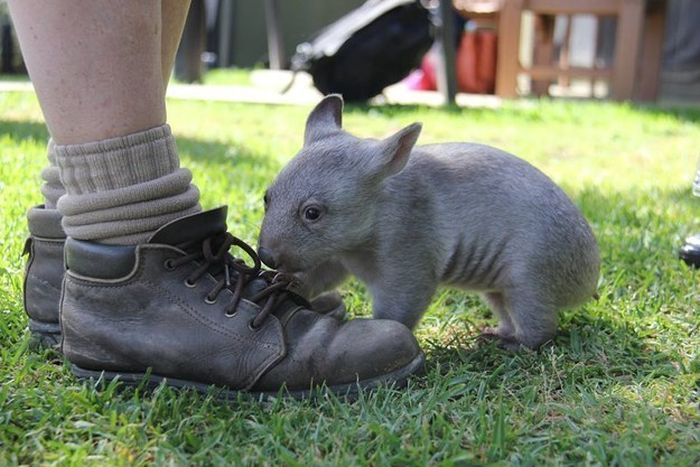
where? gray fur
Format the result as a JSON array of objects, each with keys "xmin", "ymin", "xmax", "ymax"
[{"xmin": 259, "ymin": 95, "xmax": 600, "ymax": 349}]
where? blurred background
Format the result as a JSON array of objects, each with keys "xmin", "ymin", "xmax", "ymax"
[
  {"xmin": 1, "ymin": 0, "xmax": 698, "ymax": 106},
  {"xmin": 0, "ymin": 4, "xmax": 699, "ymax": 461}
]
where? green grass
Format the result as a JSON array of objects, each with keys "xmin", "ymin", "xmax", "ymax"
[
  {"xmin": 1, "ymin": 91, "xmax": 699, "ymax": 465},
  {"xmin": 170, "ymin": 68, "xmax": 253, "ymax": 86},
  {"xmin": 0, "ymin": 74, "xmax": 29, "ymax": 83}
]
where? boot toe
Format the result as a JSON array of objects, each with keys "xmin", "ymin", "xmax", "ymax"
[
  {"xmin": 309, "ymin": 291, "xmax": 347, "ymax": 320},
  {"xmin": 328, "ymin": 318, "xmax": 421, "ymax": 378},
  {"xmin": 252, "ymin": 315, "xmax": 423, "ymax": 393}
]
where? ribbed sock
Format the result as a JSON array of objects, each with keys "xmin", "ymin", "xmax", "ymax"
[
  {"xmin": 55, "ymin": 124, "xmax": 201, "ymax": 245},
  {"xmin": 40, "ymin": 140, "xmax": 66, "ymax": 209}
]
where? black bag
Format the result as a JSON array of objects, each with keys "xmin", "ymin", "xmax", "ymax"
[{"xmin": 290, "ymin": 0, "xmax": 433, "ymax": 102}]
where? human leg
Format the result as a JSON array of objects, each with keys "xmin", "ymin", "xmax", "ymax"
[
  {"xmin": 161, "ymin": 0, "xmax": 192, "ymax": 88},
  {"xmin": 8, "ymin": 0, "xmax": 165, "ymax": 144},
  {"xmin": 10, "ymin": 0, "xmax": 199, "ymax": 246},
  {"xmin": 11, "ymin": 0, "xmax": 423, "ymax": 393},
  {"xmin": 20, "ymin": 0, "xmax": 194, "ymax": 345},
  {"xmin": 10, "ymin": 0, "xmax": 196, "ymax": 244},
  {"xmin": 12, "ymin": 0, "xmax": 170, "ymax": 343},
  {"xmin": 30, "ymin": 0, "xmax": 188, "ymax": 207}
]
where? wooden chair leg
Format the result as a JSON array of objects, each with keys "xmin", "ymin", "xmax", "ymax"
[
  {"xmin": 496, "ymin": 0, "xmax": 523, "ymax": 98},
  {"xmin": 635, "ymin": 3, "xmax": 666, "ymax": 101},
  {"xmin": 557, "ymin": 15, "xmax": 572, "ymax": 88},
  {"xmin": 611, "ymin": 0, "xmax": 645, "ymax": 100},
  {"xmin": 532, "ymin": 14, "xmax": 555, "ymax": 96}
]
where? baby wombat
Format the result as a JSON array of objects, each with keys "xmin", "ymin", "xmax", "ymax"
[{"xmin": 258, "ymin": 95, "xmax": 600, "ymax": 350}]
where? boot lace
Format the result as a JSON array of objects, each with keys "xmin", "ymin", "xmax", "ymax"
[{"xmin": 164, "ymin": 232, "xmax": 298, "ymax": 329}]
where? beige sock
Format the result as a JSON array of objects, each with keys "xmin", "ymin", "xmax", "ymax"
[
  {"xmin": 40, "ymin": 140, "xmax": 65, "ymax": 209},
  {"xmin": 55, "ymin": 124, "xmax": 201, "ymax": 244}
]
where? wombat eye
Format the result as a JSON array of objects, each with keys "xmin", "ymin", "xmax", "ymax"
[{"xmin": 303, "ymin": 206, "xmax": 321, "ymax": 221}]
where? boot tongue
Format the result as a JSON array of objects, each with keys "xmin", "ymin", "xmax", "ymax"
[
  {"xmin": 148, "ymin": 207, "xmax": 228, "ymax": 246},
  {"xmin": 148, "ymin": 205, "xmax": 309, "ymax": 313}
]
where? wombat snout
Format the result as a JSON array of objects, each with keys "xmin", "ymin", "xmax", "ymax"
[{"xmin": 258, "ymin": 246, "xmax": 278, "ymax": 269}]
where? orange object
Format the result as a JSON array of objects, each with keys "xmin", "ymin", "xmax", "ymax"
[{"xmin": 456, "ymin": 30, "xmax": 497, "ymax": 94}]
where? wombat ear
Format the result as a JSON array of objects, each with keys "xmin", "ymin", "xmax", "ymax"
[
  {"xmin": 304, "ymin": 94, "xmax": 344, "ymax": 145},
  {"xmin": 376, "ymin": 122, "xmax": 422, "ymax": 177}
]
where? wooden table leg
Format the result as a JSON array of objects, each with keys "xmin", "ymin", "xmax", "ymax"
[
  {"xmin": 611, "ymin": 0, "xmax": 645, "ymax": 100},
  {"xmin": 532, "ymin": 14, "xmax": 555, "ymax": 96},
  {"xmin": 496, "ymin": 0, "xmax": 523, "ymax": 98},
  {"xmin": 635, "ymin": 2, "xmax": 667, "ymax": 101}
]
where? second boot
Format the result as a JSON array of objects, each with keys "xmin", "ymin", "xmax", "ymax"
[{"xmin": 24, "ymin": 205, "xmax": 65, "ymax": 348}]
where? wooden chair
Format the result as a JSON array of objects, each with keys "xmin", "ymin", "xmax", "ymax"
[{"xmin": 456, "ymin": 0, "xmax": 667, "ymax": 101}]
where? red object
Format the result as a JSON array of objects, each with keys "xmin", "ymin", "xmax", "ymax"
[
  {"xmin": 407, "ymin": 30, "xmax": 498, "ymax": 94},
  {"xmin": 402, "ymin": 52, "xmax": 438, "ymax": 91},
  {"xmin": 420, "ymin": 53, "xmax": 438, "ymax": 90},
  {"xmin": 456, "ymin": 30, "xmax": 497, "ymax": 94}
]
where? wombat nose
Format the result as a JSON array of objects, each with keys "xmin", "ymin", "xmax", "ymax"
[{"xmin": 258, "ymin": 247, "xmax": 278, "ymax": 269}]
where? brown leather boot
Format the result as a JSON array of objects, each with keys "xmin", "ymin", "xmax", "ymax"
[
  {"xmin": 61, "ymin": 207, "xmax": 424, "ymax": 397},
  {"xmin": 24, "ymin": 205, "xmax": 65, "ymax": 349},
  {"xmin": 22, "ymin": 206, "xmax": 345, "ymax": 351}
]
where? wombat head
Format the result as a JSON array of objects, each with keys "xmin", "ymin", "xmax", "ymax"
[{"xmin": 258, "ymin": 95, "xmax": 421, "ymax": 273}]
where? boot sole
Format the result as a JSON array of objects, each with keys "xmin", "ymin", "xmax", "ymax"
[
  {"xmin": 679, "ymin": 248, "xmax": 700, "ymax": 268},
  {"xmin": 28, "ymin": 319, "xmax": 61, "ymax": 350},
  {"xmin": 71, "ymin": 351, "xmax": 425, "ymax": 400}
]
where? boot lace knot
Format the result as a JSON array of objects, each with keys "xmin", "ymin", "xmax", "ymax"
[{"xmin": 166, "ymin": 232, "xmax": 297, "ymax": 329}]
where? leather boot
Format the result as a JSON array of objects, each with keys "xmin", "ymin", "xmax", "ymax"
[
  {"xmin": 679, "ymin": 166, "xmax": 700, "ymax": 268},
  {"xmin": 61, "ymin": 207, "xmax": 424, "ymax": 396},
  {"xmin": 24, "ymin": 205, "xmax": 65, "ymax": 348},
  {"xmin": 679, "ymin": 233, "xmax": 700, "ymax": 268},
  {"xmin": 22, "ymin": 206, "xmax": 344, "ymax": 351}
]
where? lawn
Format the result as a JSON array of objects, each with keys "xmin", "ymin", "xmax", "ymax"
[{"xmin": 0, "ymin": 90, "xmax": 699, "ymax": 465}]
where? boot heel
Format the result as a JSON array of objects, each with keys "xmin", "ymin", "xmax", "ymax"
[{"xmin": 28, "ymin": 319, "xmax": 61, "ymax": 350}]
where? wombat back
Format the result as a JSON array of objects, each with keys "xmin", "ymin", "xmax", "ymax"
[{"xmin": 379, "ymin": 142, "xmax": 600, "ymax": 308}]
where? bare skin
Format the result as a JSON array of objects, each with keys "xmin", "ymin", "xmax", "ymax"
[
  {"xmin": 7, "ymin": 0, "xmax": 191, "ymax": 145},
  {"xmin": 161, "ymin": 0, "xmax": 192, "ymax": 88}
]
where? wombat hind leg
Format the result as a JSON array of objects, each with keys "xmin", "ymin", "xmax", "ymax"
[
  {"xmin": 480, "ymin": 292, "xmax": 515, "ymax": 340},
  {"xmin": 507, "ymin": 293, "xmax": 558, "ymax": 349}
]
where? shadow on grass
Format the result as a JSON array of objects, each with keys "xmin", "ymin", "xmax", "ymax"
[
  {"xmin": 344, "ymin": 98, "xmax": 700, "ymax": 126},
  {"xmin": 177, "ymin": 135, "xmax": 281, "ymax": 175},
  {"xmin": 0, "ymin": 119, "xmax": 48, "ymax": 142},
  {"xmin": 421, "ymin": 310, "xmax": 684, "ymax": 401},
  {"xmin": 630, "ymin": 104, "xmax": 700, "ymax": 124},
  {"xmin": 1, "ymin": 118, "xmax": 694, "ymax": 399},
  {"xmin": 0, "ymin": 119, "xmax": 281, "ymax": 181},
  {"xmin": 417, "ymin": 183, "xmax": 695, "ymax": 395},
  {"xmin": 569, "ymin": 184, "xmax": 698, "ymax": 224}
]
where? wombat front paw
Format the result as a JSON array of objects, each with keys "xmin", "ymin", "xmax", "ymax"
[{"xmin": 309, "ymin": 291, "xmax": 347, "ymax": 320}]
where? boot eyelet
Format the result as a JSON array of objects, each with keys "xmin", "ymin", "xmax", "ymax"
[
  {"xmin": 163, "ymin": 259, "xmax": 176, "ymax": 271},
  {"xmin": 184, "ymin": 278, "xmax": 197, "ymax": 288},
  {"xmin": 225, "ymin": 310, "xmax": 237, "ymax": 318},
  {"xmin": 248, "ymin": 320, "xmax": 262, "ymax": 332},
  {"xmin": 204, "ymin": 296, "xmax": 217, "ymax": 305}
]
